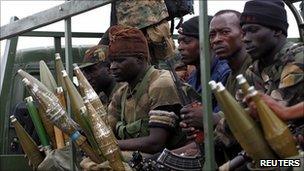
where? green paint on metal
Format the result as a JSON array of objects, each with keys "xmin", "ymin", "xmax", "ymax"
[
  {"xmin": 0, "ymin": 17, "xmax": 19, "ymax": 155},
  {"xmin": 0, "ymin": 155, "xmax": 32, "ymax": 171},
  {"xmin": 199, "ymin": 1, "xmax": 216, "ymax": 170}
]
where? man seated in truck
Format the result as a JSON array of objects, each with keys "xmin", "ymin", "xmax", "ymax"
[{"xmin": 106, "ymin": 25, "xmax": 186, "ymax": 156}]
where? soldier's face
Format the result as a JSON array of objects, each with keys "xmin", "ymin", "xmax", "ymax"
[
  {"xmin": 83, "ymin": 64, "xmax": 113, "ymax": 92},
  {"xmin": 177, "ymin": 35, "xmax": 200, "ymax": 65},
  {"xmin": 109, "ymin": 56, "xmax": 141, "ymax": 82},
  {"xmin": 242, "ymin": 24, "xmax": 277, "ymax": 61},
  {"xmin": 209, "ymin": 13, "xmax": 243, "ymax": 59}
]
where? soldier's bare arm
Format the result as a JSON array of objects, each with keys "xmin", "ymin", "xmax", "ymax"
[{"xmin": 118, "ymin": 127, "xmax": 169, "ymax": 154}]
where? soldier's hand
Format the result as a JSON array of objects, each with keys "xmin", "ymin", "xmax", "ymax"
[
  {"xmin": 244, "ymin": 92, "xmax": 294, "ymax": 121},
  {"xmin": 179, "ymin": 125, "xmax": 198, "ymax": 140},
  {"xmin": 244, "ymin": 93, "xmax": 259, "ymax": 120},
  {"xmin": 180, "ymin": 102, "xmax": 203, "ymax": 130},
  {"xmin": 247, "ymin": 101, "xmax": 259, "ymax": 120},
  {"xmin": 259, "ymin": 94, "xmax": 291, "ymax": 120}
]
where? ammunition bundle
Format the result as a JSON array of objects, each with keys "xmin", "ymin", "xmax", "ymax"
[
  {"xmin": 15, "ymin": 53, "xmax": 124, "ymax": 170},
  {"xmin": 40, "ymin": 60, "xmax": 65, "ymax": 149},
  {"xmin": 62, "ymin": 70, "xmax": 102, "ymax": 157},
  {"xmin": 73, "ymin": 63, "xmax": 118, "ymax": 154},
  {"xmin": 73, "ymin": 64, "xmax": 108, "ymax": 125},
  {"xmin": 25, "ymin": 96, "xmax": 51, "ymax": 153},
  {"xmin": 84, "ymin": 99, "xmax": 125, "ymax": 170},
  {"xmin": 209, "ymin": 81, "xmax": 275, "ymax": 162},
  {"xmin": 209, "ymin": 75, "xmax": 300, "ymax": 166},
  {"xmin": 21, "ymin": 77, "xmax": 102, "ymax": 163},
  {"xmin": 248, "ymin": 86, "xmax": 299, "ymax": 158}
]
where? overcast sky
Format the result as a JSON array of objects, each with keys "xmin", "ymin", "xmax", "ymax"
[{"xmin": 0, "ymin": 0, "xmax": 301, "ymax": 58}]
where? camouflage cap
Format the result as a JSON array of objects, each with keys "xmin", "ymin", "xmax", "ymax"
[{"xmin": 79, "ymin": 45, "xmax": 109, "ymax": 69}]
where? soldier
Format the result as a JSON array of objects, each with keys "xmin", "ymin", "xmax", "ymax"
[
  {"xmin": 107, "ymin": 25, "xmax": 185, "ymax": 155},
  {"xmin": 178, "ymin": 15, "xmax": 230, "ymax": 115},
  {"xmin": 241, "ymin": 0, "xmax": 304, "ymax": 137},
  {"xmin": 209, "ymin": 10, "xmax": 252, "ymax": 165},
  {"xmin": 246, "ymin": 93, "xmax": 304, "ymax": 121},
  {"xmin": 172, "ymin": 15, "xmax": 231, "ymax": 162},
  {"xmin": 177, "ymin": 10, "xmax": 252, "ymax": 166},
  {"xmin": 210, "ymin": 10, "xmax": 252, "ymax": 97},
  {"xmin": 80, "ymin": 45, "xmax": 121, "ymax": 106},
  {"xmin": 245, "ymin": 93, "xmax": 304, "ymax": 153},
  {"xmin": 180, "ymin": 12, "xmax": 255, "ymax": 138},
  {"xmin": 241, "ymin": 0, "xmax": 304, "ymax": 106}
]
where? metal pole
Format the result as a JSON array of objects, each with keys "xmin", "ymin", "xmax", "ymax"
[
  {"xmin": 64, "ymin": 12, "xmax": 77, "ymax": 171},
  {"xmin": 199, "ymin": 1, "xmax": 215, "ymax": 170},
  {"xmin": 0, "ymin": 17, "xmax": 19, "ymax": 154}
]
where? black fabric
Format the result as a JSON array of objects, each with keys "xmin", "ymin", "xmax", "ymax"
[
  {"xmin": 240, "ymin": 0, "xmax": 288, "ymax": 36},
  {"xmin": 178, "ymin": 16, "xmax": 213, "ymax": 39},
  {"xmin": 154, "ymin": 104, "xmax": 182, "ymax": 117},
  {"xmin": 165, "ymin": 0, "xmax": 194, "ymax": 20}
]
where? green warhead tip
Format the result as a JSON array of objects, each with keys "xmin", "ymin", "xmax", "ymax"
[
  {"xmin": 25, "ymin": 96, "xmax": 50, "ymax": 147},
  {"xmin": 40, "ymin": 60, "xmax": 57, "ymax": 92}
]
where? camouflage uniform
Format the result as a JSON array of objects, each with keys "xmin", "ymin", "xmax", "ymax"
[
  {"xmin": 98, "ymin": 83, "xmax": 125, "ymax": 108},
  {"xmin": 108, "ymin": 66, "xmax": 185, "ymax": 149},
  {"xmin": 115, "ymin": 0, "xmax": 168, "ymax": 29},
  {"xmin": 115, "ymin": 0, "xmax": 175, "ymax": 65},
  {"xmin": 225, "ymin": 55, "xmax": 252, "ymax": 99},
  {"xmin": 245, "ymin": 42, "xmax": 304, "ymax": 106},
  {"xmin": 245, "ymin": 41, "xmax": 304, "ymax": 141},
  {"xmin": 214, "ymin": 42, "xmax": 304, "ymax": 167}
]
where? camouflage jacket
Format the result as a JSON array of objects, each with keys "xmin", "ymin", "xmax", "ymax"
[
  {"xmin": 245, "ymin": 41, "xmax": 304, "ymax": 106},
  {"xmin": 225, "ymin": 54, "xmax": 252, "ymax": 99},
  {"xmin": 108, "ymin": 66, "xmax": 185, "ymax": 149},
  {"xmin": 115, "ymin": 0, "xmax": 169, "ymax": 29},
  {"xmin": 99, "ymin": 82, "xmax": 125, "ymax": 108}
]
